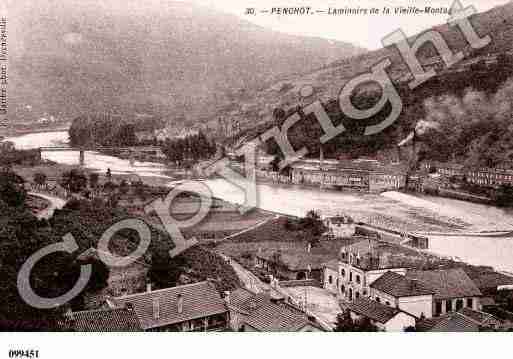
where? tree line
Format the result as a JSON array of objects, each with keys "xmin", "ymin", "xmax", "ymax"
[{"xmin": 161, "ymin": 132, "xmax": 216, "ymax": 165}]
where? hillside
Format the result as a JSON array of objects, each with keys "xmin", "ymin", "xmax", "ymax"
[
  {"xmin": 7, "ymin": 0, "xmax": 363, "ymax": 124},
  {"xmin": 229, "ymin": 1, "xmax": 513, "ymax": 169}
]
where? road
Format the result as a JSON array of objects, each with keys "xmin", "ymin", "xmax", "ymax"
[
  {"xmin": 29, "ymin": 192, "xmax": 67, "ymax": 219},
  {"xmin": 219, "ymin": 253, "xmax": 268, "ymax": 293}
]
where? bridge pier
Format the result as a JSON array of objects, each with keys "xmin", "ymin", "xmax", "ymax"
[{"xmin": 79, "ymin": 150, "xmax": 85, "ymax": 166}]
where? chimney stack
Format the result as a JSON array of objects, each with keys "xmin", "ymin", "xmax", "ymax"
[
  {"xmin": 153, "ymin": 298, "xmax": 160, "ymax": 320},
  {"xmin": 177, "ymin": 294, "xmax": 184, "ymax": 314}
]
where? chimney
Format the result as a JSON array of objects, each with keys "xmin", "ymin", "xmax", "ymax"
[
  {"xmin": 153, "ymin": 298, "xmax": 160, "ymax": 320},
  {"xmin": 224, "ymin": 291, "xmax": 230, "ymax": 305},
  {"xmin": 177, "ymin": 294, "xmax": 184, "ymax": 314}
]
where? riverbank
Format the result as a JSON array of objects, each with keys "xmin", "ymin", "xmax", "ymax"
[{"xmin": 0, "ymin": 123, "xmax": 70, "ymax": 138}]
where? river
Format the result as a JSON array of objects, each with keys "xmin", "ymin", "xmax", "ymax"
[{"xmin": 5, "ymin": 130, "xmax": 513, "ymax": 272}]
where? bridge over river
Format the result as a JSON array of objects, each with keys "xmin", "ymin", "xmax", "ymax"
[{"xmin": 38, "ymin": 146, "xmax": 163, "ymax": 166}]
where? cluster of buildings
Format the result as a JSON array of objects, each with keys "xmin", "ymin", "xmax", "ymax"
[
  {"xmin": 63, "ymin": 281, "xmax": 324, "ymax": 332},
  {"xmin": 421, "ymin": 161, "xmax": 513, "ymax": 188},
  {"xmin": 252, "ymin": 158, "xmax": 407, "ymax": 193},
  {"xmin": 248, "ymin": 223, "xmax": 513, "ymax": 332},
  {"xmin": 63, "ymin": 245, "xmax": 325, "ymax": 332},
  {"xmin": 321, "ymin": 237, "xmax": 513, "ymax": 331}
]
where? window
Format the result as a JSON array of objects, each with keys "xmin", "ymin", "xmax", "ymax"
[
  {"xmin": 356, "ymin": 292, "xmax": 360, "ymax": 299},
  {"xmin": 328, "ymin": 275, "xmax": 333, "ymax": 284},
  {"xmin": 385, "ymin": 301, "xmax": 390, "ymax": 306},
  {"xmin": 349, "ymin": 289, "xmax": 353, "ymax": 300},
  {"xmin": 435, "ymin": 301, "xmax": 442, "ymax": 315},
  {"xmin": 341, "ymin": 269, "xmax": 345, "ymax": 277},
  {"xmin": 446, "ymin": 300, "xmax": 453, "ymax": 312},
  {"xmin": 467, "ymin": 298, "xmax": 473, "ymax": 308},
  {"xmin": 363, "ymin": 289, "xmax": 367, "ymax": 296},
  {"xmin": 456, "ymin": 299, "xmax": 464, "ymax": 311},
  {"xmin": 349, "ymin": 272, "xmax": 353, "ymax": 282},
  {"xmin": 356, "ymin": 275, "xmax": 361, "ymax": 284},
  {"xmin": 341, "ymin": 285, "xmax": 345, "ymax": 293}
]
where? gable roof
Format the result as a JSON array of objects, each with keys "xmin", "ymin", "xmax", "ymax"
[
  {"xmin": 370, "ymin": 271, "xmax": 435, "ymax": 298},
  {"xmin": 429, "ymin": 313, "xmax": 480, "ymax": 332},
  {"xmin": 64, "ymin": 308, "xmax": 142, "ymax": 332},
  {"xmin": 457, "ymin": 307, "xmax": 501, "ymax": 326},
  {"xmin": 467, "ymin": 271, "xmax": 513, "ymax": 290},
  {"xmin": 406, "ymin": 269, "xmax": 482, "ymax": 300},
  {"xmin": 348, "ymin": 297, "xmax": 407, "ymax": 324},
  {"xmin": 243, "ymin": 301, "xmax": 313, "ymax": 332},
  {"xmin": 229, "ymin": 288, "xmax": 321, "ymax": 332},
  {"xmin": 109, "ymin": 281, "xmax": 228, "ymax": 330}
]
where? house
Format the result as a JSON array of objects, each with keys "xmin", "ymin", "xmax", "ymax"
[
  {"xmin": 347, "ymin": 297, "xmax": 416, "ymax": 331},
  {"xmin": 323, "ymin": 239, "xmax": 408, "ymax": 301},
  {"xmin": 289, "ymin": 159, "xmax": 406, "ymax": 192},
  {"xmin": 369, "ymin": 271, "xmax": 435, "ymax": 318},
  {"xmin": 62, "ymin": 308, "xmax": 142, "ymax": 332},
  {"xmin": 226, "ymin": 288, "xmax": 324, "ymax": 332},
  {"xmin": 406, "ymin": 269, "xmax": 482, "ymax": 316},
  {"xmin": 323, "ymin": 215, "xmax": 355, "ymax": 238},
  {"xmin": 76, "ymin": 248, "xmax": 150, "ymax": 309},
  {"xmin": 255, "ymin": 247, "xmax": 334, "ymax": 281},
  {"xmin": 107, "ymin": 281, "xmax": 230, "ymax": 331},
  {"xmin": 417, "ymin": 307, "xmax": 502, "ymax": 332}
]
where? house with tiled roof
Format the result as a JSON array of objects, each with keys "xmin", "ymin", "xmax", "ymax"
[
  {"xmin": 255, "ymin": 247, "xmax": 334, "ymax": 282},
  {"xmin": 369, "ymin": 271, "xmax": 435, "ymax": 318},
  {"xmin": 417, "ymin": 308, "xmax": 502, "ymax": 332},
  {"xmin": 226, "ymin": 288, "xmax": 324, "ymax": 332},
  {"xmin": 107, "ymin": 281, "xmax": 229, "ymax": 332},
  {"xmin": 406, "ymin": 269, "xmax": 482, "ymax": 317},
  {"xmin": 347, "ymin": 297, "xmax": 416, "ymax": 332},
  {"xmin": 322, "ymin": 239, "xmax": 408, "ymax": 302},
  {"xmin": 62, "ymin": 308, "xmax": 142, "ymax": 332}
]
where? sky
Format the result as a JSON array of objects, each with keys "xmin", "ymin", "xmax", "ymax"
[{"xmin": 184, "ymin": 0, "xmax": 511, "ymax": 49}]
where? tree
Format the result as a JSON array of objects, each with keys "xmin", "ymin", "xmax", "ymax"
[
  {"xmin": 353, "ymin": 317, "xmax": 378, "ymax": 332},
  {"xmin": 34, "ymin": 172, "xmax": 47, "ymax": 188},
  {"xmin": 0, "ymin": 169, "xmax": 26, "ymax": 207},
  {"xmin": 301, "ymin": 210, "xmax": 326, "ymax": 236},
  {"xmin": 60, "ymin": 169, "xmax": 88, "ymax": 193},
  {"xmin": 494, "ymin": 185, "xmax": 513, "ymax": 207},
  {"xmin": 334, "ymin": 310, "xmax": 354, "ymax": 332},
  {"xmin": 89, "ymin": 173, "xmax": 100, "ymax": 189},
  {"xmin": 118, "ymin": 180, "xmax": 129, "ymax": 196}
]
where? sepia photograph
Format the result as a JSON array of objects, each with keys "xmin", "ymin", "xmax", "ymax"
[{"xmin": 1, "ymin": 0, "xmax": 513, "ymax": 357}]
